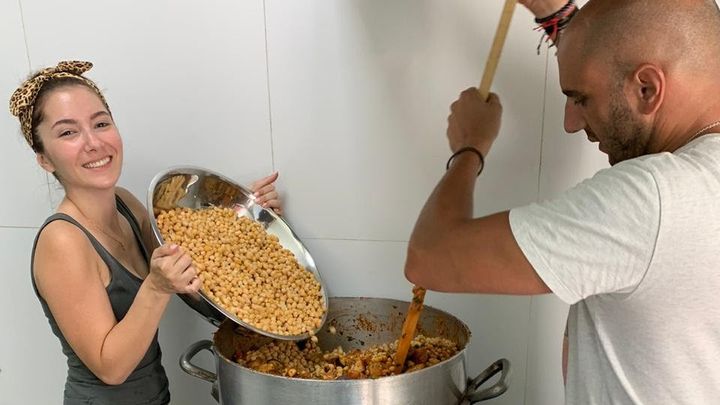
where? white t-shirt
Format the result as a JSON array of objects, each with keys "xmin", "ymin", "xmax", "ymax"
[{"xmin": 510, "ymin": 134, "xmax": 720, "ymax": 404}]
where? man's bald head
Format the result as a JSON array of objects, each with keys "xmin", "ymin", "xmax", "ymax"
[
  {"xmin": 563, "ymin": 0, "xmax": 720, "ymax": 76},
  {"xmin": 554, "ymin": 0, "xmax": 720, "ymax": 164}
]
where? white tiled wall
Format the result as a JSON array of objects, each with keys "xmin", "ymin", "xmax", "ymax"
[
  {"xmin": 0, "ymin": 228, "xmax": 66, "ymax": 404},
  {"xmin": 20, "ymin": 0, "xmax": 274, "ymax": 199},
  {"xmin": 267, "ymin": 0, "xmax": 546, "ymax": 241},
  {"xmin": 0, "ymin": 0, "xmax": 53, "ymax": 227},
  {"xmin": 0, "ymin": 1, "xmax": 610, "ymax": 404}
]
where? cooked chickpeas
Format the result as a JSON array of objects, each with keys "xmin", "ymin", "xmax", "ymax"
[
  {"xmin": 234, "ymin": 334, "xmax": 458, "ymax": 380},
  {"xmin": 157, "ymin": 206, "xmax": 325, "ymax": 336}
]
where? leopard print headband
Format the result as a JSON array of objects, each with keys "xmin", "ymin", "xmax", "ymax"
[{"xmin": 8, "ymin": 60, "xmax": 108, "ymax": 148}]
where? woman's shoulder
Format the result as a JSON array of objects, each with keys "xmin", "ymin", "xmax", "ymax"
[
  {"xmin": 115, "ymin": 186, "xmax": 149, "ymax": 223},
  {"xmin": 34, "ymin": 218, "xmax": 101, "ymax": 287},
  {"xmin": 37, "ymin": 216, "xmax": 91, "ymax": 252}
]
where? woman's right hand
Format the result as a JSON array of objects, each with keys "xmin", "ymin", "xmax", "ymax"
[
  {"xmin": 147, "ymin": 244, "xmax": 201, "ymax": 294},
  {"xmin": 518, "ymin": 0, "xmax": 568, "ymax": 19}
]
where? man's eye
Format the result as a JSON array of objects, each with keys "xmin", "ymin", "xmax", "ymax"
[{"xmin": 573, "ymin": 97, "xmax": 587, "ymax": 106}]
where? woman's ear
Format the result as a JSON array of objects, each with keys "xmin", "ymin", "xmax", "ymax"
[
  {"xmin": 36, "ymin": 153, "xmax": 55, "ymax": 174},
  {"xmin": 632, "ymin": 64, "xmax": 665, "ymax": 115}
]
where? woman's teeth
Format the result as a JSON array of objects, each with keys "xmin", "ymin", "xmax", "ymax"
[{"xmin": 84, "ymin": 157, "xmax": 111, "ymax": 168}]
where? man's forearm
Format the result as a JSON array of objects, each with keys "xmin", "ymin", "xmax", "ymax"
[{"xmin": 410, "ymin": 153, "xmax": 480, "ymax": 250}]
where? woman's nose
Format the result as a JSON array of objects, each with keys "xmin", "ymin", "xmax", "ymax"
[{"xmin": 82, "ymin": 129, "xmax": 101, "ymax": 151}]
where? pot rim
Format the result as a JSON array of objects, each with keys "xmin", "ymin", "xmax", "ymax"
[
  {"xmin": 213, "ymin": 340, "xmax": 470, "ymax": 384},
  {"xmin": 212, "ymin": 296, "xmax": 473, "ymax": 383}
]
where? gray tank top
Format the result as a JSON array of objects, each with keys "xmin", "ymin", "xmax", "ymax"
[{"xmin": 31, "ymin": 196, "xmax": 170, "ymax": 405}]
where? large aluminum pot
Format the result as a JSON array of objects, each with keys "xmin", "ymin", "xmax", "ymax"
[{"xmin": 181, "ymin": 297, "xmax": 509, "ymax": 404}]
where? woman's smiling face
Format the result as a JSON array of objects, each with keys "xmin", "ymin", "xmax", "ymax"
[{"xmin": 34, "ymin": 85, "xmax": 123, "ymax": 190}]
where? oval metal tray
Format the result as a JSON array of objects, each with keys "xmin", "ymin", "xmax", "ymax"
[{"xmin": 147, "ymin": 165, "xmax": 328, "ymax": 340}]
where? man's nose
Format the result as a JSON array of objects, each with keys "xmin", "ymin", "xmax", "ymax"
[{"xmin": 564, "ymin": 100, "xmax": 586, "ymax": 134}]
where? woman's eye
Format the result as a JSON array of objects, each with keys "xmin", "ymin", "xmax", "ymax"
[
  {"xmin": 59, "ymin": 130, "xmax": 74, "ymax": 137},
  {"xmin": 96, "ymin": 122, "xmax": 110, "ymax": 128}
]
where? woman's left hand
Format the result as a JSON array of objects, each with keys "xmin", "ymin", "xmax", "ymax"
[{"xmin": 252, "ymin": 171, "xmax": 283, "ymax": 216}]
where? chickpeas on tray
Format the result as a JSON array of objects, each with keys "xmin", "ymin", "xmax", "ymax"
[
  {"xmin": 157, "ymin": 207, "xmax": 325, "ymax": 336},
  {"xmin": 147, "ymin": 166, "xmax": 328, "ymax": 340}
]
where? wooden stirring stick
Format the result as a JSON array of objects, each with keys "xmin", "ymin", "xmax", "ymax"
[
  {"xmin": 478, "ymin": 0, "xmax": 518, "ymax": 101},
  {"xmin": 394, "ymin": 0, "xmax": 518, "ymax": 372},
  {"xmin": 394, "ymin": 286, "xmax": 426, "ymax": 371}
]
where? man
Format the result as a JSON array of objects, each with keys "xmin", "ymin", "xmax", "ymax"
[{"xmin": 404, "ymin": 0, "xmax": 720, "ymax": 403}]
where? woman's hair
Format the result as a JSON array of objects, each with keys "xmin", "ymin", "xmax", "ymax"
[{"xmin": 8, "ymin": 61, "xmax": 111, "ymax": 154}]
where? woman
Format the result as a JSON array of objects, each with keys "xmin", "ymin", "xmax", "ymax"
[{"xmin": 9, "ymin": 60, "xmax": 282, "ymax": 404}]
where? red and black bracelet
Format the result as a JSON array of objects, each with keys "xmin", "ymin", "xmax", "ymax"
[{"xmin": 534, "ymin": 0, "xmax": 579, "ymax": 53}]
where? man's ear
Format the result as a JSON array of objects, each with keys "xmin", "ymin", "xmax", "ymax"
[
  {"xmin": 631, "ymin": 64, "xmax": 665, "ymax": 115},
  {"xmin": 36, "ymin": 153, "xmax": 55, "ymax": 174}
]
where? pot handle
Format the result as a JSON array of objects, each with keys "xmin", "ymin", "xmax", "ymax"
[
  {"xmin": 465, "ymin": 358, "xmax": 510, "ymax": 403},
  {"xmin": 179, "ymin": 340, "xmax": 217, "ymax": 384}
]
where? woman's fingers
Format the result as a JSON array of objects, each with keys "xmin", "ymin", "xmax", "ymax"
[
  {"xmin": 251, "ymin": 171, "xmax": 279, "ymax": 193},
  {"xmin": 256, "ymin": 190, "xmax": 278, "ymax": 205},
  {"xmin": 172, "ymin": 252, "xmax": 193, "ymax": 273},
  {"xmin": 185, "ymin": 276, "xmax": 202, "ymax": 293},
  {"xmin": 251, "ymin": 173, "xmax": 283, "ymax": 216},
  {"xmin": 149, "ymin": 244, "xmax": 202, "ymax": 293},
  {"xmin": 151, "ymin": 243, "xmax": 178, "ymax": 261},
  {"xmin": 254, "ymin": 184, "xmax": 275, "ymax": 201}
]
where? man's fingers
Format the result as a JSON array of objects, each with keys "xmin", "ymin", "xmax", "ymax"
[{"xmin": 461, "ymin": 86, "xmax": 476, "ymax": 96}]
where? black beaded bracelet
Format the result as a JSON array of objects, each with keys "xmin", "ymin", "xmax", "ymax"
[{"xmin": 446, "ymin": 146, "xmax": 485, "ymax": 176}]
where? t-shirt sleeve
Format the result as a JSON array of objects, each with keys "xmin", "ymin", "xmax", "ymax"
[{"xmin": 509, "ymin": 161, "xmax": 661, "ymax": 304}]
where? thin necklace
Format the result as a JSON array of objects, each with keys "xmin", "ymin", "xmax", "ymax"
[
  {"xmin": 67, "ymin": 197, "xmax": 127, "ymax": 251},
  {"xmin": 688, "ymin": 120, "xmax": 720, "ymax": 143}
]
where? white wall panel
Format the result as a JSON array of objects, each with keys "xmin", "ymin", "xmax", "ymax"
[
  {"xmin": 0, "ymin": 0, "xmax": 52, "ymax": 227},
  {"xmin": 21, "ymin": 0, "xmax": 273, "ymax": 201},
  {"xmin": 524, "ymin": 294, "xmax": 567, "ymax": 404},
  {"xmin": 158, "ymin": 298, "xmax": 217, "ymax": 405},
  {"xmin": 0, "ymin": 228, "xmax": 66, "ymax": 405},
  {"xmin": 266, "ymin": 1, "xmax": 546, "ymax": 241}
]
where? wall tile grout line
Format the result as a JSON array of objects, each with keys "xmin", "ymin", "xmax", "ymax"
[
  {"xmin": 18, "ymin": 0, "xmax": 55, "ymax": 212},
  {"xmin": 0, "ymin": 225, "xmax": 39, "ymax": 230},
  {"xmin": 301, "ymin": 237, "xmax": 408, "ymax": 243},
  {"xmin": 18, "ymin": 0, "xmax": 31, "ymax": 70},
  {"xmin": 262, "ymin": 0, "xmax": 276, "ymax": 173},
  {"xmin": 536, "ymin": 53, "xmax": 549, "ymax": 203},
  {"xmin": 523, "ymin": 48, "xmax": 552, "ymax": 405}
]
